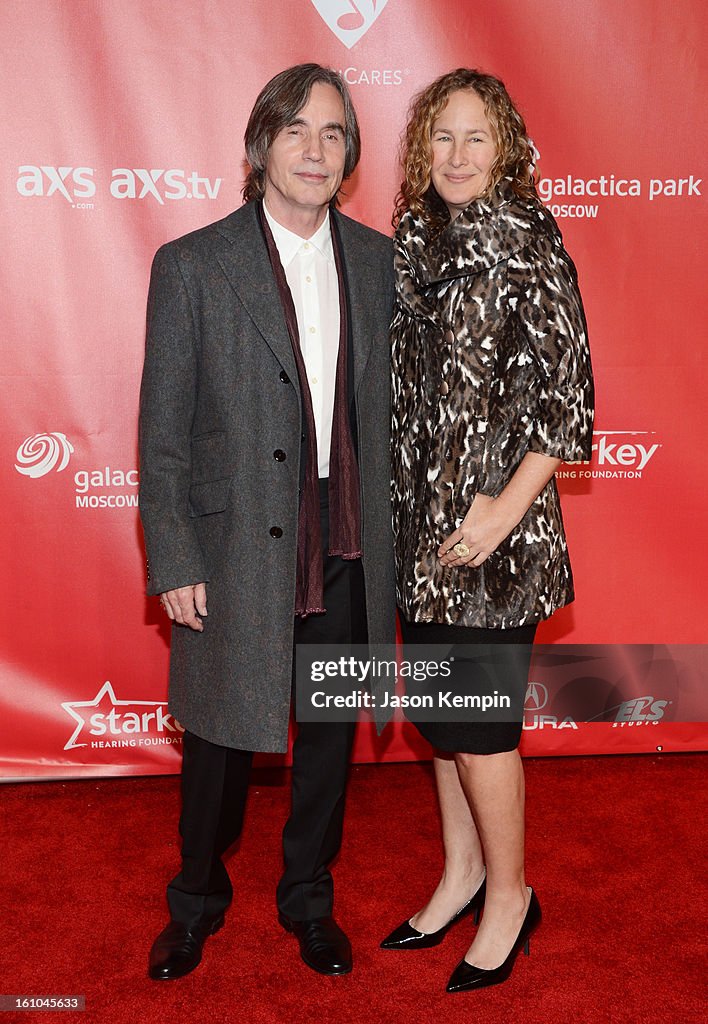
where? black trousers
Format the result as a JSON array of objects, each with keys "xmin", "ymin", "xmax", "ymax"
[{"xmin": 166, "ymin": 481, "xmax": 367, "ymax": 926}]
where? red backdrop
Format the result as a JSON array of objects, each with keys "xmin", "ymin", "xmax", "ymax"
[{"xmin": 1, "ymin": 0, "xmax": 706, "ymax": 779}]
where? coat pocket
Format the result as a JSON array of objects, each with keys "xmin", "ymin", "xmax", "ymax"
[
  {"xmin": 188, "ymin": 477, "xmax": 231, "ymax": 517},
  {"xmin": 190, "ymin": 430, "xmax": 228, "ymax": 484}
]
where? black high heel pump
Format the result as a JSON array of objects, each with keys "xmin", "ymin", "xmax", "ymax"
[
  {"xmin": 446, "ymin": 887, "xmax": 541, "ymax": 993},
  {"xmin": 380, "ymin": 875, "xmax": 486, "ymax": 951}
]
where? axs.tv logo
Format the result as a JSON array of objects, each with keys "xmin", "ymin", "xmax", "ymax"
[{"xmin": 16, "ymin": 165, "xmax": 223, "ymax": 205}]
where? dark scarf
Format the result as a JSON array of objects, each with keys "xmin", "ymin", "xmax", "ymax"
[{"xmin": 258, "ymin": 202, "xmax": 361, "ymax": 617}]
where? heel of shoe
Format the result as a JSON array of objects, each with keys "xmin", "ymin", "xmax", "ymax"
[
  {"xmin": 278, "ymin": 912, "xmax": 294, "ymax": 934},
  {"xmin": 210, "ymin": 914, "xmax": 225, "ymax": 935},
  {"xmin": 446, "ymin": 888, "xmax": 541, "ymax": 994}
]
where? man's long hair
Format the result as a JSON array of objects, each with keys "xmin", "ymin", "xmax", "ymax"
[{"xmin": 242, "ymin": 64, "xmax": 361, "ymax": 204}]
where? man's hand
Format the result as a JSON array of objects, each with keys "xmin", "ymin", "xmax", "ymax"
[{"xmin": 160, "ymin": 583, "xmax": 208, "ymax": 631}]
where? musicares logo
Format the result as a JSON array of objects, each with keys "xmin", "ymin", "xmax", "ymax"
[
  {"xmin": 310, "ymin": 0, "xmax": 390, "ymax": 48},
  {"xmin": 61, "ymin": 681, "xmax": 184, "ymax": 750}
]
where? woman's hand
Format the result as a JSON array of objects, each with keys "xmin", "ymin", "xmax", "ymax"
[
  {"xmin": 438, "ymin": 494, "xmax": 516, "ymax": 568},
  {"xmin": 438, "ymin": 453, "xmax": 563, "ymax": 568}
]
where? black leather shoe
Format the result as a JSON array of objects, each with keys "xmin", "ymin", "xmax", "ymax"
[
  {"xmin": 278, "ymin": 913, "xmax": 352, "ymax": 975},
  {"xmin": 381, "ymin": 875, "xmax": 486, "ymax": 950},
  {"xmin": 148, "ymin": 914, "xmax": 225, "ymax": 980},
  {"xmin": 446, "ymin": 888, "xmax": 541, "ymax": 993}
]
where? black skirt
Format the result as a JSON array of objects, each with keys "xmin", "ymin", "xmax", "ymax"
[{"xmin": 399, "ymin": 615, "xmax": 537, "ymax": 754}]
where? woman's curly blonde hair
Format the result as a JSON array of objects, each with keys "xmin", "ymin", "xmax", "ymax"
[{"xmin": 394, "ymin": 68, "xmax": 538, "ymax": 234}]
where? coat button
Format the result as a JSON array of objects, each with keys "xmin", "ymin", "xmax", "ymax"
[
  {"xmin": 445, "ymin": 329, "xmax": 455, "ymax": 344},
  {"xmin": 273, "ymin": 449, "xmax": 286, "ymax": 461},
  {"xmin": 439, "ymin": 381, "xmax": 449, "ymax": 396},
  {"xmin": 279, "ymin": 370, "xmax": 290, "ymax": 384},
  {"xmin": 269, "ymin": 526, "xmax": 283, "ymax": 538}
]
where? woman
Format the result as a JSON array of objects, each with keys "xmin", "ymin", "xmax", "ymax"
[{"xmin": 382, "ymin": 69, "xmax": 594, "ymax": 993}]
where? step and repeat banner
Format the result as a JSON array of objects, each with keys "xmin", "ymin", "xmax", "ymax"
[{"xmin": 1, "ymin": 0, "xmax": 706, "ymax": 778}]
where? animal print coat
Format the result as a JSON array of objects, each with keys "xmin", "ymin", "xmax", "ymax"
[{"xmin": 391, "ymin": 180, "xmax": 594, "ymax": 627}]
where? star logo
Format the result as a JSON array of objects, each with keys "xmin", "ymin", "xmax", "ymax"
[{"xmin": 61, "ymin": 681, "xmax": 180, "ymax": 750}]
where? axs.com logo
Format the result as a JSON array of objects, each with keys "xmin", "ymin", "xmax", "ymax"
[
  {"xmin": 16, "ymin": 166, "xmax": 95, "ymax": 203},
  {"xmin": 16, "ymin": 165, "xmax": 223, "ymax": 205}
]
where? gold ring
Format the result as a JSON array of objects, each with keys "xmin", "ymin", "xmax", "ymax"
[{"xmin": 453, "ymin": 542, "xmax": 470, "ymax": 558}]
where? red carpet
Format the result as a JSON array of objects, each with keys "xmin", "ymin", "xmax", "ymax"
[{"xmin": 3, "ymin": 755, "xmax": 705, "ymax": 1023}]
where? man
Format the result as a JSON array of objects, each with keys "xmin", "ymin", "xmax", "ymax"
[{"xmin": 139, "ymin": 64, "xmax": 395, "ymax": 981}]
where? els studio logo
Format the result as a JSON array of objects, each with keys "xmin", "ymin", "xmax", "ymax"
[
  {"xmin": 611, "ymin": 696, "xmax": 669, "ymax": 727},
  {"xmin": 311, "ymin": 0, "xmax": 389, "ymax": 48},
  {"xmin": 15, "ymin": 432, "xmax": 74, "ymax": 478},
  {"xmin": 61, "ymin": 681, "xmax": 184, "ymax": 751}
]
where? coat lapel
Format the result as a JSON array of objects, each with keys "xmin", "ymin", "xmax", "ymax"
[
  {"xmin": 214, "ymin": 203, "xmax": 299, "ymax": 382},
  {"xmin": 332, "ymin": 210, "xmax": 376, "ymax": 393},
  {"xmin": 215, "ymin": 203, "xmax": 381, "ymax": 394}
]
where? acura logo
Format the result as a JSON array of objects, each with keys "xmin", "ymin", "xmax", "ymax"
[{"xmin": 524, "ymin": 682, "xmax": 549, "ymax": 712}]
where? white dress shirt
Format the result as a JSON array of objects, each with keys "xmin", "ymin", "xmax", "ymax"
[{"xmin": 263, "ymin": 201, "xmax": 341, "ymax": 478}]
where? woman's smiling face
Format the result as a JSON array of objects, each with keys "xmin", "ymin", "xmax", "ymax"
[{"xmin": 430, "ymin": 89, "xmax": 497, "ymax": 218}]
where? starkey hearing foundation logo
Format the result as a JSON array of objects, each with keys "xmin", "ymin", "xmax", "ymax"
[
  {"xmin": 15, "ymin": 433, "xmax": 74, "ymax": 477},
  {"xmin": 557, "ymin": 430, "xmax": 662, "ymax": 481},
  {"xmin": 61, "ymin": 681, "xmax": 184, "ymax": 751},
  {"xmin": 310, "ymin": 0, "xmax": 389, "ymax": 48}
]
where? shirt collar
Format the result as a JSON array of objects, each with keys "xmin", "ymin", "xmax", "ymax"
[{"xmin": 263, "ymin": 200, "xmax": 334, "ymax": 267}]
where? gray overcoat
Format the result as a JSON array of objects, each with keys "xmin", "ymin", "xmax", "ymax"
[{"xmin": 139, "ymin": 202, "xmax": 396, "ymax": 752}]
